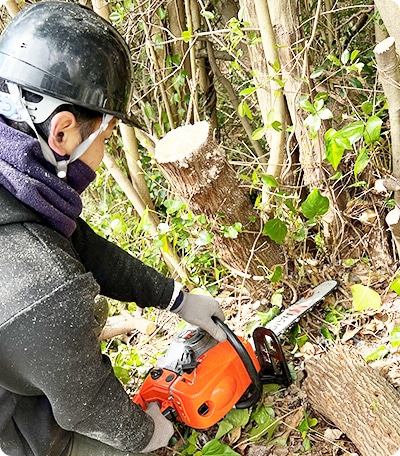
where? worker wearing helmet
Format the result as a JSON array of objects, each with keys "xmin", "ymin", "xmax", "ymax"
[{"xmin": 0, "ymin": 2, "xmax": 226, "ymax": 455}]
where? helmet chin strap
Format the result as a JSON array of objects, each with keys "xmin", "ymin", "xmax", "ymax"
[{"xmin": 5, "ymin": 82, "xmax": 112, "ymax": 178}]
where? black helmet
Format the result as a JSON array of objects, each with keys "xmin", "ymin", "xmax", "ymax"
[{"xmin": 0, "ymin": 1, "xmax": 134, "ymax": 125}]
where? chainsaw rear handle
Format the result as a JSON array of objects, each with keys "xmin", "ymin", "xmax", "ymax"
[{"xmin": 212, "ymin": 317, "xmax": 262, "ymax": 409}]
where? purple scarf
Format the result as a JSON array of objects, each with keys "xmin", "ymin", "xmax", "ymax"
[{"xmin": 0, "ymin": 118, "xmax": 96, "ymax": 237}]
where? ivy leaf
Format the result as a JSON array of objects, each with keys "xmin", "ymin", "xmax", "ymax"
[
  {"xmin": 301, "ymin": 188, "xmax": 330, "ymax": 219},
  {"xmin": 354, "ymin": 148, "xmax": 369, "ymax": 179},
  {"xmin": 216, "ymin": 408, "xmax": 250, "ymax": 439},
  {"xmin": 202, "ymin": 439, "xmax": 241, "ymax": 455},
  {"xmin": 249, "ymin": 405, "xmax": 279, "ymax": 441},
  {"xmin": 263, "ymin": 219, "xmax": 287, "ymax": 244},
  {"xmin": 338, "ymin": 121, "xmax": 364, "ymax": 145},
  {"xmin": 350, "ymin": 284, "xmax": 381, "ymax": 311},
  {"xmin": 364, "ymin": 115, "xmax": 382, "ymax": 144},
  {"xmin": 325, "ymin": 128, "xmax": 350, "ymax": 170}
]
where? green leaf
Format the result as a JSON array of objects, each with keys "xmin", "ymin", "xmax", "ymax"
[
  {"xmin": 364, "ymin": 115, "xmax": 382, "ymax": 144},
  {"xmin": 318, "ymin": 107, "xmax": 333, "ymax": 120},
  {"xmin": 390, "ymin": 277, "xmax": 400, "ymax": 295},
  {"xmin": 304, "ymin": 113, "xmax": 321, "ymax": 134},
  {"xmin": 252, "ymin": 126, "xmax": 266, "ymax": 140},
  {"xmin": 350, "ymin": 284, "xmax": 381, "ymax": 311},
  {"xmin": 301, "ymin": 188, "xmax": 330, "ymax": 219},
  {"xmin": 298, "ymin": 414, "xmax": 318, "ymax": 433},
  {"xmin": 390, "ymin": 327, "xmax": 400, "ymax": 347},
  {"xmin": 361, "ymin": 101, "xmax": 373, "ymax": 115},
  {"xmin": 298, "ymin": 96, "xmax": 315, "ymax": 113},
  {"xmin": 181, "ymin": 29, "xmax": 192, "ymax": 42},
  {"xmin": 239, "ymin": 86, "xmax": 257, "ymax": 96},
  {"xmin": 215, "ymin": 408, "xmax": 250, "ymax": 439},
  {"xmin": 270, "ymin": 265, "xmax": 283, "ymax": 283},
  {"xmin": 350, "ymin": 49, "xmax": 360, "ymax": 61},
  {"xmin": 263, "ymin": 219, "xmax": 287, "ymax": 244},
  {"xmin": 144, "ymin": 101, "xmax": 155, "ymax": 120},
  {"xmin": 257, "ymin": 306, "xmax": 281, "ymax": 326},
  {"xmin": 338, "ymin": 121, "xmax": 364, "ymax": 144},
  {"xmin": 164, "ymin": 199, "xmax": 185, "ymax": 214},
  {"xmin": 201, "ymin": 10, "xmax": 214, "ymax": 19},
  {"xmin": 325, "ymin": 129, "xmax": 349, "ymax": 170},
  {"xmin": 214, "ymin": 420, "xmax": 234, "ymax": 440},
  {"xmin": 354, "ymin": 148, "xmax": 369, "ymax": 179},
  {"xmin": 261, "ymin": 174, "xmax": 279, "ymax": 187},
  {"xmin": 222, "ymin": 223, "xmax": 243, "ymax": 239},
  {"xmin": 341, "ymin": 49, "xmax": 350, "ymax": 64},
  {"xmin": 113, "ymin": 366, "xmax": 130, "ymax": 384},
  {"xmin": 303, "ymin": 436, "xmax": 312, "ymax": 451},
  {"xmin": 195, "ymin": 230, "xmax": 214, "ymax": 246},
  {"xmin": 249, "ymin": 405, "xmax": 279, "ymax": 441},
  {"xmin": 364, "ymin": 345, "xmax": 389, "ymax": 361},
  {"xmin": 202, "ymin": 439, "xmax": 241, "ymax": 455},
  {"xmin": 238, "ymin": 101, "xmax": 252, "ymax": 119}
]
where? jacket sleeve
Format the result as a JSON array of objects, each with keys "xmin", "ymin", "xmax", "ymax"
[{"xmin": 71, "ymin": 217, "xmax": 175, "ymax": 309}]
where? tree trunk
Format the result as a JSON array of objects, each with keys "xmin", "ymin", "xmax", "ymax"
[
  {"xmin": 269, "ymin": 0, "xmax": 326, "ymax": 187},
  {"xmin": 154, "ymin": 121, "xmax": 283, "ymax": 294},
  {"xmin": 374, "ymin": 36, "xmax": 400, "ymax": 256},
  {"xmin": 303, "ymin": 344, "xmax": 400, "ymax": 456}
]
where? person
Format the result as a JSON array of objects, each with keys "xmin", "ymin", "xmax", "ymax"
[{"xmin": 0, "ymin": 2, "xmax": 227, "ymax": 455}]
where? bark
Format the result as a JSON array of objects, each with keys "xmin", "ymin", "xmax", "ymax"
[
  {"xmin": 303, "ymin": 344, "xmax": 400, "ymax": 456},
  {"xmin": 2, "ymin": 0, "xmax": 19, "ymax": 17},
  {"xmin": 206, "ymin": 41, "xmax": 265, "ymax": 159},
  {"xmin": 251, "ymin": 0, "xmax": 287, "ymax": 178},
  {"xmin": 102, "ymin": 151, "xmax": 188, "ymax": 282},
  {"xmin": 374, "ymin": 37, "xmax": 400, "ymax": 254},
  {"xmin": 269, "ymin": 0, "xmax": 326, "ymax": 186},
  {"xmin": 374, "ymin": 0, "xmax": 400, "ymax": 47},
  {"xmin": 119, "ymin": 124, "xmax": 155, "ymax": 211},
  {"xmin": 91, "ymin": 0, "xmax": 109, "ymax": 21},
  {"xmin": 154, "ymin": 121, "xmax": 283, "ymax": 294},
  {"xmin": 99, "ymin": 311, "xmax": 157, "ymax": 340}
]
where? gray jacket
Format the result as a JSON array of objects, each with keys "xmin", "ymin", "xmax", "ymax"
[{"xmin": 0, "ymin": 185, "xmax": 175, "ymax": 455}]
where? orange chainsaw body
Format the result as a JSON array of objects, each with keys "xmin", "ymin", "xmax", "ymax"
[{"xmin": 133, "ymin": 329, "xmax": 260, "ymax": 429}]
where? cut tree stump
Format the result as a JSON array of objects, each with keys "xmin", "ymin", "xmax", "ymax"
[
  {"xmin": 303, "ymin": 344, "xmax": 400, "ymax": 456},
  {"xmin": 154, "ymin": 121, "xmax": 283, "ymax": 294}
]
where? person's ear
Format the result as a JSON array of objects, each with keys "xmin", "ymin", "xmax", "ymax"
[{"xmin": 47, "ymin": 111, "xmax": 80, "ymax": 157}]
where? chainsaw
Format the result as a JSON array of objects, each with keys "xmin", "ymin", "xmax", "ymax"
[{"xmin": 133, "ymin": 280, "xmax": 337, "ymax": 429}]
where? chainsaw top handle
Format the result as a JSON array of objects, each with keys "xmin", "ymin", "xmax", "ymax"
[{"xmin": 212, "ymin": 317, "xmax": 262, "ymax": 409}]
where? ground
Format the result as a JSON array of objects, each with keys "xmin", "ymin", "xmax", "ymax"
[{"xmin": 108, "ymin": 266, "xmax": 400, "ymax": 456}]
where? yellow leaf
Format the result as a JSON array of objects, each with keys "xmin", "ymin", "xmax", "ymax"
[{"xmin": 350, "ymin": 284, "xmax": 381, "ymax": 311}]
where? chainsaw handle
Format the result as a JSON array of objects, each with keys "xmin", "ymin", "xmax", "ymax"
[{"xmin": 212, "ymin": 317, "xmax": 262, "ymax": 409}]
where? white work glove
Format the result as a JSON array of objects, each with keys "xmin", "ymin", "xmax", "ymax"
[
  {"xmin": 141, "ymin": 402, "xmax": 174, "ymax": 453},
  {"xmin": 172, "ymin": 292, "xmax": 227, "ymax": 342}
]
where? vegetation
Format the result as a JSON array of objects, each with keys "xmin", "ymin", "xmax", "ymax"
[{"xmin": 2, "ymin": 0, "xmax": 400, "ymax": 454}]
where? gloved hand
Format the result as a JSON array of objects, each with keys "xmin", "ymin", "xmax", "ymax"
[
  {"xmin": 172, "ymin": 292, "xmax": 227, "ymax": 342},
  {"xmin": 141, "ymin": 402, "xmax": 174, "ymax": 452}
]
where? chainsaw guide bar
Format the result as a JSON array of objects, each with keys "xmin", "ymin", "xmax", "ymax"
[{"xmin": 265, "ymin": 279, "xmax": 338, "ymax": 336}]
